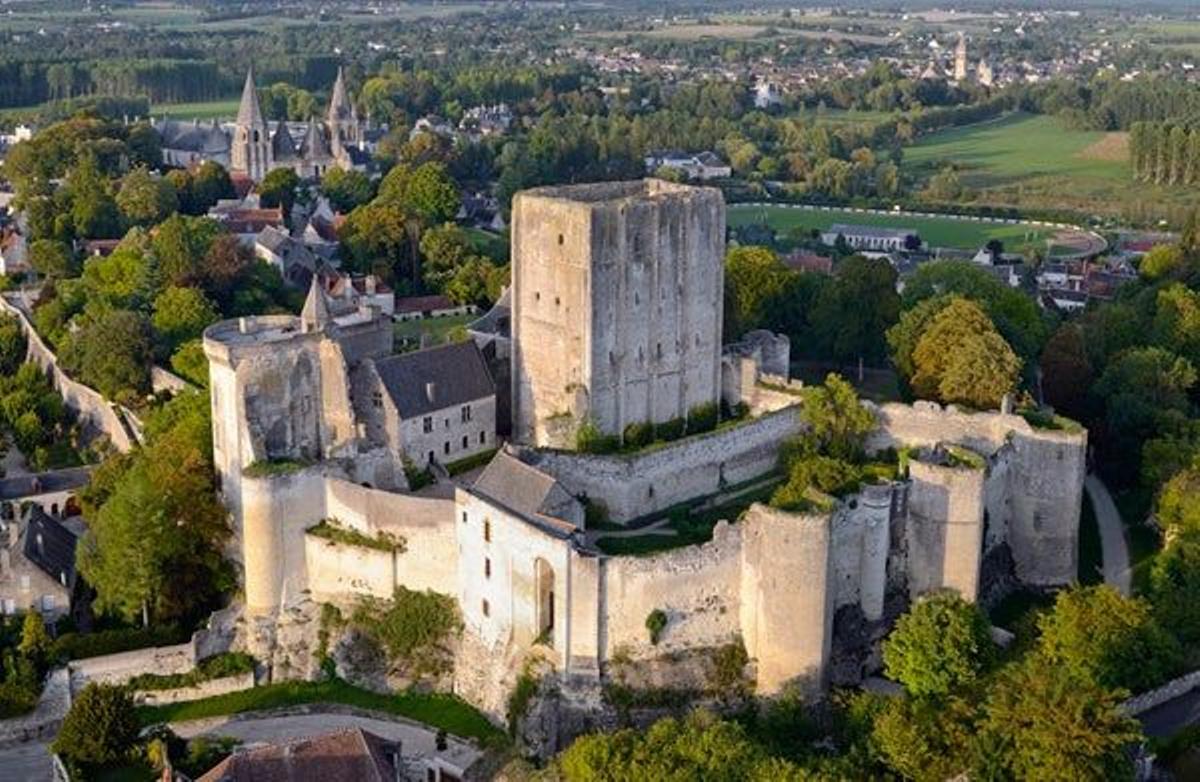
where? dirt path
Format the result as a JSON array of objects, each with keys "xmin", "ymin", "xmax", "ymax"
[{"xmin": 1085, "ymin": 474, "xmax": 1132, "ymax": 596}]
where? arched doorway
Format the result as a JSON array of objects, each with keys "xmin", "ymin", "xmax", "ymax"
[{"xmin": 534, "ymin": 558, "xmax": 555, "ymax": 646}]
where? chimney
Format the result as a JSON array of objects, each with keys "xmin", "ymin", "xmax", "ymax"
[{"xmin": 425, "ymin": 382, "xmax": 436, "ymax": 403}]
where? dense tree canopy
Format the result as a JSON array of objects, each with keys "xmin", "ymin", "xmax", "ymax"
[
  {"xmin": 882, "ymin": 590, "xmax": 995, "ymax": 698},
  {"xmin": 909, "ymin": 297, "xmax": 1021, "ymax": 409}
]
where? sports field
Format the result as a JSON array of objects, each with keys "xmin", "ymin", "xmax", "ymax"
[{"xmin": 727, "ymin": 204, "xmax": 1060, "ymax": 252}]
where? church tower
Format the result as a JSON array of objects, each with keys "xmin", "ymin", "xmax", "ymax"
[
  {"xmin": 325, "ymin": 66, "xmax": 362, "ymax": 154},
  {"xmin": 231, "ymin": 66, "xmax": 273, "ymax": 182},
  {"xmin": 953, "ymin": 33, "xmax": 968, "ymax": 82}
]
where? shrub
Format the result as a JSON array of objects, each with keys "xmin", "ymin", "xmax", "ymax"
[
  {"xmin": 771, "ymin": 456, "xmax": 862, "ymax": 511},
  {"xmin": 645, "ymin": 609, "xmax": 668, "ymax": 645},
  {"xmin": 656, "ymin": 417, "xmax": 685, "ymax": 441},
  {"xmin": 0, "ymin": 679, "xmax": 38, "ymax": 718},
  {"xmin": 622, "ymin": 421, "xmax": 654, "ymax": 448},
  {"xmin": 128, "ymin": 652, "xmax": 255, "ymax": 691},
  {"xmin": 687, "ymin": 402, "xmax": 719, "ymax": 434},
  {"xmin": 710, "ymin": 642, "xmax": 749, "ymax": 694},
  {"xmin": 506, "ymin": 664, "xmax": 540, "ymax": 737},
  {"xmin": 576, "ymin": 419, "xmax": 619, "ymax": 454},
  {"xmin": 243, "ymin": 459, "xmax": 309, "ymax": 478},
  {"xmin": 883, "ymin": 590, "xmax": 995, "ymax": 698},
  {"xmin": 307, "ymin": 519, "xmax": 406, "ymax": 553},
  {"xmin": 52, "ymin": 683, "xmax": 140, "ymax": 766},
  {"xmin": 351, "ymin": 587, "xmax": 462, "ymax": 677},
  {"xmin": 583, "ymin": 499, "xmax": 610, "ymax": 528},
  {"xmin": 51, "ymin": 625, "xmax": 189, "ymax": 662}
]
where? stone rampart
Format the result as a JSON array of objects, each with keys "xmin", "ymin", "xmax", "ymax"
[
  {"xmin": 66, "ymin": 642, "xmax": 196, "ymax": 693},
  {"xmin": 0, "ymin": 294, "xmax": 136, "ymax": 452},
  {"xmin": 519, "ymin": 406, "xmax": 800, "ymax": 522},
  {"xmin": 906, "ymin": 459, "xmax": 986, "ymax": 599},
  {"xmin": 244, "ymin": 470, "xmax": 457, "ymax": 612},
  {"xmin": 602, "ymin": 521, "xmax": 743, "ymax": 658},
  {"xmin": 0, "ymin": 667, "xmax": 70, "ymax": 748},
  {"xmin": 133, "ymin": 670, "xmax": 255, "ymax": 707},
  {"xmin": 1120, "ymin": 669, "xmax": 1200, "ymax": 716}
]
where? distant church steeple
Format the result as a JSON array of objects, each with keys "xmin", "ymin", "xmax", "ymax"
[
  {"xmin": 326, "ymin": 66, "xmax": 362, "ymax": 153},
  {"xmin": 231, "ymin": 66, "xmax": 273, "ymax": 182}
]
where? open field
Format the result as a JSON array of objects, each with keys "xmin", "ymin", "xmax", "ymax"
[
  {"xmin": 599, "ymin": 20, "xmax": 889, "ymax": 45},
  {"xmin": 152, "ymin": 98, "xmax": 240, "ymax": 121},
  {"xmin": 727, "ymin": 203, "xmax": 1061, "ymax": 252},
  {"xmin": 902, "ymin": 112, "xmax": 1200, "ymax": 219}
]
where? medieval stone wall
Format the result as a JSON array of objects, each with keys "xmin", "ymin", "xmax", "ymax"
[
  {"xmin": 0, "ymin": 295, "xmax": 136, "ymax": 452},
  {"xmin": 511, "ymin": 180, "xmax": 725, "ymax": 446},
  {"xmin": 601, "ymin": 521, "xmax": 743, "ymax": 658},
  {"xmin": 518, "ymin": 405, "xmax": 800, "ymax": 522}
]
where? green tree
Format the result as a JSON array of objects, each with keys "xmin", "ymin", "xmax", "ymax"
[
  {"xmin": 0, "ymin": 315, "xmax": 26, "ymax": 376},
  {"xmin": 59, "ymin": 309, "xmax": 152, "ymax": 403},
  {"xmin": 151, "ymin": 285, "xmax": 219, "ymax": 356},
  {"xmin": 1155, "ymin": 464, "xmax": 1200, "ymax": 537},
  {"xmin": 77, "ymin": 392, "xmax": 231, "ymax": 625},
  {"xmin": 152, "ymin": 214, "xmax": 221, "ymax": 287},
  {"xmin": 169, "ymin": 340, "xmax": 209, "ymax": 387},
  {"xmin": 1036, "ymin": 585, "xmax": 1182, "ymax": 692},
  {"xmin": 799, "ymin": 373, "xmax": 875, "ymax": 461},
  {"xmin": 887, "ymin": 294, "xmax": 954, "ymax": 385},
  {"xmin": 1153, "ymin": 283, "xmax": 1200, "ymax": 366},
  {"xmin": 981, "ymin": 659, "xmax": 1141, "ymax": 782},
  {"xmin": 872, "ymin": 695, "xmax": 979, "ymax": 782},
  {"xmin": 258, "ymin": 168, "xmax": 300, "ymax": 219},
  {"xmin": 882, "ymin": 590, "xmax": 994, "ymax": 698},
  {"xmin": 190, "ymin": 161, "xmax": 235, "ymax": 213},
  {"xmin": 909, "ymin": 297, "xmax": 1020, "ymax": 409},
  {"xmin": 51, "ymin": 683, "xmax": 139, "ymax": 766},
  {"xmin": 924, "ymin": 166, "xmax": 963, "ymax": 200},
  {"xmin": 115, "ymin": 166, "xmax": 177, "ymax": 226},
  {"xmin": 1149, "ymin": 532, "xmax": 1200, "ymax": 645},
  {"xmin": 723, "ymin": 246, "xmax": 793, "ymax": 339},
  {"xmin": 557, "ymin": 710, "xmax": 807, "ymax": 781},
  {"xmin": 17, "ymin": 611, "xmax": 51, "ymax": 668},
  {"xmin": 28, "ymin": 239, "xmax": 76, "ymax": 279},
  {"xmin": 399, "ymin": 161, "xmax": 461, "ymax": 225},
  {"xmin": 445, "ymin": 257, "xmax": 498, "ymax": 307},
  {"xmin": 340, "ymin": 202, "xmax": 415, "ymax": 287},
  {"xmin": 321, "ymin": 168, "xmax": 374, "ymax": 213},
  {"xmin": 65, "ymin": 154, "xmax": 123, "ymax": 240},
  {"xmin": 812, "ymin": 256, "xmax": 900, "ymax": 368},
  {"xmin": 80, "ymin": 246, "xmax": 157, "ymax": 310},
  {"xmin": 1039, "ymin": 323, "xmax": 1093, "ymax": 419},
  {"xmin": 1139, "ymin": 244, "xmax": 1186, "ymax": 280},
  {"xmin": 419, "ymin": 222, "xmax": 475, "ymax": 291}
]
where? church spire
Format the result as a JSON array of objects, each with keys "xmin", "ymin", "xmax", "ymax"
[
  {"xmin": 236, "ymin": 66, "xmax": 266, "ymax": 130},
  {"xmin": 327, "ymin": 66, "xmax": 353, "ymax": 124}
]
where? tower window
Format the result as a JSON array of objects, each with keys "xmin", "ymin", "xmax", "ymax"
[
  {"xmin": 484, "ymin": 519, "xmax": 491, "ymax": 542},
  {"xmin": 484, "ymin": 558, "xmax": 491, "ymax": 579},
  {"xmin": 371, "ymin": 391, "xmax": 383, "ymax": 409},
  {"xmin": 557, "ymin": 234, "xmax": 564, "ymax": 245},
  {"xmin": 423, "ymin": 416, "xmax": 433, "ymax": 433},
  {"xmin": 462, "ymin": 435, "xmax": 468, "ymax": 449},
  {"xmin": 481, "ymin": 599, "xmax": 490, "ymax": 617}
]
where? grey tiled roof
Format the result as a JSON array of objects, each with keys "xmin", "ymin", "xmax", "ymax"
[
  {"xmin": 471, "ymin": 450, "xmax": 580, "ymax": 537},
  {"xmin": 23, "ymin": 506, "xmax": 78, "ymax": 587},
  {"xmin": 374, "ymin": 341, "xmax": 494, "ymax": 419}
]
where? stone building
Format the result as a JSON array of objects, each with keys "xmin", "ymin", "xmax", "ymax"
[
  {"xmin": 0, "ymin": 505, "xmax": 80, "ymax": 619},
  {"xmin": 352, "ymin": 341, "xmax": 497, "ymax": 468},
  {"xmin": 511, "ymin": 180, "xmax": 726, "ymax": 447},
  {"xmin": 157, "ymin": 66, "xmax": 367, "ymax": 183}
]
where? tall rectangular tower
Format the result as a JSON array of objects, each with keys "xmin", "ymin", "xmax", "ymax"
[{"xmin": 511, "ymin": 179, "xmax": 725, "ymax": 447}]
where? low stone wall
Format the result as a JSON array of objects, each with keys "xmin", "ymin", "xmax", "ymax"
[
  {"xmin": 0, "ymin": 668, "xmax": 70, "ymax": 748},
  {"xmin": 67, "ymin": 642, "xmax": 196, "ymax": 694},
  {"xmin": 134, "ymin": 670, "xmax": 255, "ymax": 707},
  {"xmin": 0, "ymin": 294, "xmax": 136, "ymax": 453},
  {"xmin": 1121, "ymin": 669, "xmax": 1200, "ymax": 716},
  {"xmin": 520, "ymin": 406, "xmax": 801, "ymax": 522}
]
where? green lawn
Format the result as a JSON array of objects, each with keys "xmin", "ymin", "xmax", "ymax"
[
  {"xmin": 151, "ymin": 99, "xmax": 240, "ymax": 121},
  {"xmin": 727, "ymin": 203, "xmax": 1055, "ymax": 252},
  {"xmin": 394, "ymin": 313, "xmax": 476, "ymax": 353},
  {"xmin": 137, "ymin": 679, "xmax": 504, "ymax": 745}
]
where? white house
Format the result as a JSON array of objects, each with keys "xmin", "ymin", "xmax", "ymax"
[
  {"xmin": 643, "ymin": 150, "xmax": 732, "ymax": 181},
  {"xmin": 821, "ymin": 224, "xmax": 921, "ymax": 252}
]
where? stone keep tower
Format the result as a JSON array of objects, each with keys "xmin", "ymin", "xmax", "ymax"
[
  {"xmin": 953, "ymin": 33, "xmax": 968, "ymax": 82},
  {"xmin": 511, "ymin": 179, "xmax": 725, "ymax": 447},
  {"xmin": 231, "ymin": 66, "xmax": 272, "ymax": 182}
]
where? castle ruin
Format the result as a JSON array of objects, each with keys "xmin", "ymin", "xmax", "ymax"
[{"xmin": 202, "ymin": 179, "xmax": 1087, "ymax": 743}]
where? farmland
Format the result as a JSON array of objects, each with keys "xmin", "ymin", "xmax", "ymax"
[
  {"xmin": 152, "ymin": 99, "xmax": 241, "ymax": 121},
  {"xmin": 902, "ymin": 112, "xmax": 1200, "ymax": 221},
  {"xmin": 727, "ymin": 203, "xmax": 1068, "ymax": 253}
]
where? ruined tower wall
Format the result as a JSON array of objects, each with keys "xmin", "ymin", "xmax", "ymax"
[
  {"xmin": 905, "ymin": 461, "xmax": 986, "ymax": 600},
  {"xmin": 739, "ymin": 504, "xmax": 834, "ymax": 696}
]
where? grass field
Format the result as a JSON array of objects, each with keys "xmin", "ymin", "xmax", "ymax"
[
  {"xmin": 152, "ymin": 98, "xmax": 240, "ymax": 120},
  {"xmin": 902, "ymin": 111, "xmax": 1200, "ymax": 218},
  {"xmin": 727, "ymin": 203, "xmax": 1056, "ymax": 252},
  {"xmin": 394, "ymin": 313, "xmax": 475, "ymax": 353},
  {"xmin": 137, "ymin": 678, "xmax": 504, "ymax": 744}
]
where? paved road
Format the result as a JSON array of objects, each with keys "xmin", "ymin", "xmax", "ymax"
[
  {"xmin": 1085, "ymin": 474, "xmax": 1131, "ymax": 596},
  {"xmin": 0, "ymin": 742, "xmax": 52, "ymax": 782}
]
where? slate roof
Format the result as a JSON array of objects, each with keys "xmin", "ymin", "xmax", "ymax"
[
  {"xmin": 471, "ymin": 451, "xmax": 580, "ymax": 537},
  {"xmin": 155, "ymin": 119, "xmax": 230, "ymax": 153},
  {"xmin": 395, "ymin": 294, "xmax": 456, "ymax": 314},
  {"xmin": 373, "ymin": 341, "xmax": 494, "ymax": 419},
  {"xmin": 236, "ymin": 66, "xmax": 266, "ymax": 129},
  {"xmin": 23, "ymin": 506, "xmax": 78, "ymax": 587},
  {"xmin": 197, "ymin": 728, "xmax": 400, "ymax": 782}
]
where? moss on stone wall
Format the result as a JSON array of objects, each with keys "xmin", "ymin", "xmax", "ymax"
[{"xmin": 306, "ymin": 518, "xmax": 407, "ymax": 553}]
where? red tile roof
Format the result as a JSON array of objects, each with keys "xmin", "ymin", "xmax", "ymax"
[
  {"xmin": 197, "ymin": 728, "xmax": 400, "ymax": 782},
  {"xmin": 396, "ymin": 294, "xmax": 458, "ymax": 314}
]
